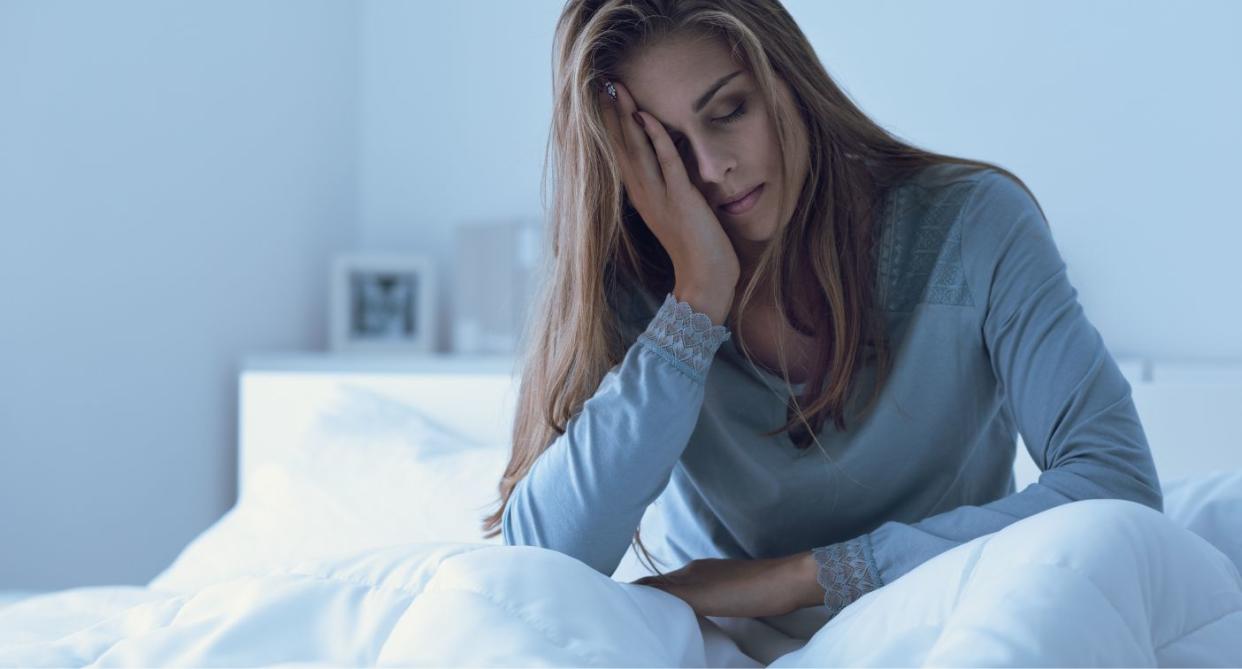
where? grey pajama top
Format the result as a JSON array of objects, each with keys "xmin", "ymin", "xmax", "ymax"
[{"xmin": 501, "ymin": 163, "xmax": 1163, "ymax": 635}]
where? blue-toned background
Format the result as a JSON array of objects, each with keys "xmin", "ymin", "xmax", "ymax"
[{"xmin": 1, "ymin": 0, "xmax": 1238, "ymax": 590}]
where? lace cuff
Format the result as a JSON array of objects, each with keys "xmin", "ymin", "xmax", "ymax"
[
  {"xmin": 811, "ymin": 534, "xmax": 885, "ymax": 618},
  {"xmin": 636, "ymin": 292, "xmax": 732, "ymax": 383}
]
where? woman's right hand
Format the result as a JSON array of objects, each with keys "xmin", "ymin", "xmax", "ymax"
[{"xmin": 598, "ymin": 78, "xmax": 740, "ymax": 326}]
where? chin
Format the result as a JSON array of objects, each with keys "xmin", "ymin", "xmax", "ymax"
[{"xmin": 728, "ymin": 220, "xmax": 777, "ymax": 244}]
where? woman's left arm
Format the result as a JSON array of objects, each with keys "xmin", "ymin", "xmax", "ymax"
[{"xmin": 800, "ymin": 171, "xmax": 1163, "ymax": 619}]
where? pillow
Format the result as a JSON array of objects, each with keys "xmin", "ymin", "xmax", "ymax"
[
  {"xmin": 148, "ymin": 383, "xmax": 508, "ymax": 594},
  {"xmin": 1161, "ymin": 469, "xmax": 1242, "ymax": 573}
]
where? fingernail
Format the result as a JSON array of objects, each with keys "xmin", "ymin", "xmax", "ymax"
[{"xmin": 632, "ymin": 111, "xmax": 644, "ymax": 127}]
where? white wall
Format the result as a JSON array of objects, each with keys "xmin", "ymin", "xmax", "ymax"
[
  {"xmin": 1, "ymin": 0, "xmax": 1238, "ymax": 590},
  {"xmin": 0, "ymin": 1, "xmax": 359, "ymax": 589},
  {"xmin": 356, "ymin": 0, "xmax": 560, "ymax": 353}
]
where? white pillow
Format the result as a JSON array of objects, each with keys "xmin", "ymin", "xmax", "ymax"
[
  {"xmin": 1162, "ymin": 469, "xmax": 1242, "ymax": 573},
  {"xmin": 148, "ymin": 383, "xmax": 507, "ymax": 594}
]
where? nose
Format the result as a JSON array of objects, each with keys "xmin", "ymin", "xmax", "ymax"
[{"xmin": 684, "ymin": 139, "xmax": 736, "ymax": 189}]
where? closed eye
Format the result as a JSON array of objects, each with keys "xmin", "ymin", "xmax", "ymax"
[
  {"xmin": 714, "ymin": 100, "xmax": 747, "ymax": 124},
  {"xmin": 672, "ymin": 99, "xmax": 748, "ymax": 150}
]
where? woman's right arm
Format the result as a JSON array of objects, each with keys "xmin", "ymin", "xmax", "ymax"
[
  {"xmin": 501, "ymin": 291, "xmax": 732, "ymax": 577},
  {"xmin": 504, "ymin": 75, "xmax": 740, "ymax": 575}
]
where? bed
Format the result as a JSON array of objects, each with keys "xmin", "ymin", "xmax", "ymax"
[{"xmin": 1, "ymin": 353, "xmax": 1239, "ymax": 666}]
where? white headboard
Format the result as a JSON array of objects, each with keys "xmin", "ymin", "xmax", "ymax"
[
  {"xmin": 236, "ymin": 353, "xmax": 521, "ymax": 496},
  {"xmin": 237, "ymin": 354, "xmax": 1241, "ymax": 496}
]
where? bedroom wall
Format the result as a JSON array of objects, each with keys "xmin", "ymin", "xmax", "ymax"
[
  {"xmin": 354, "ymin": 1, "xmax": 560, "ymax": 353},
  {"xmin": 0, "ymin": 1, "xmax": 359, "ymax": 589},
  {"xmin": 1, "ymin": 0, "xmax": 1238, "ymax": 591}
]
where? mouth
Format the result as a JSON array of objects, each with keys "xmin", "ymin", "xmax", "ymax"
[{"xmin": 718, "ymin": 183, "xmax": 765, "ymax": 216}]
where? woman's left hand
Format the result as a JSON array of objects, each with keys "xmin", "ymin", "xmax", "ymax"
[{"xmin": 630, "ymin": 552, "xmax": 821, "ymax": 618}]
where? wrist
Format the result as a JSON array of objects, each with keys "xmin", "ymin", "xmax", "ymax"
[
  {"xmin": 671, "ymin": 282, "xmax": 735, "ymax": 327},
  {"xmin": 777, "ymin": 550, "xmax": 827, "ymax": 612}
]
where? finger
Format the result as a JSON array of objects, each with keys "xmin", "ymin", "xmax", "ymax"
[
  {"xmin": 632, "ymin": 109, "xmax": 691, "ymax": 190},
  {"xmin": 610, "ymin": 80, "xmax": 663, "ymax": 189},
  {"xmin": 596, "ymin": 84, "xmax": 635, "ymax": 189}
]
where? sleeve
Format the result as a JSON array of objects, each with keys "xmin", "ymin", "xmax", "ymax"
[
  {"xmin": 810, "ymin": 170, "xmax": 1163, "ymax": 617},
  {"xmin": 501, "ymin": 292, "xmax": 732, "ymax": 576}
]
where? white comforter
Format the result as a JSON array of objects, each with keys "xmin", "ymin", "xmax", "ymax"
[{"xmin": 3, "ymin": 493, "xmax": 1241, "ymax": 666}]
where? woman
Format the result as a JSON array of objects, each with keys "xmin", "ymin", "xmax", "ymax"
[{"xmin": 480, "ymin": 0, "xmax": 1163, "ymax": 637}]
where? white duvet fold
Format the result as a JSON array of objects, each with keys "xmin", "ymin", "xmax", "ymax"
[
  {"xmin": 770, "ymin": 499, "xmax": 1242, "ymax": 667},
  {"xmin": 0, "ymin": 543, "xmax": 706, "ymax": 667},
  {"xmin": 2, "ymin": 499, "xmax": 1240, "ymax": 667}
]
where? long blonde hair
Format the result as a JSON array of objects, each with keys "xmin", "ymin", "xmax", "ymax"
[{"xmin": 481, "ymin": 0, "xmax": 1039, "ymax": 577}]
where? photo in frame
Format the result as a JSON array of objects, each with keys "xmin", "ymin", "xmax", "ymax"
[{"xmin": 329, "ymin": 254, "xmax": 436, "ymax": 354}]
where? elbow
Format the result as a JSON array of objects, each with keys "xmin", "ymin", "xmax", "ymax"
[
  {"xmin": 497, "ymin": 476, "xmax": 631, "ymax": 577},
  {"xmin": 1128, "ymin": 453, "xmax": 1164, "ymax": 514},
  {"xmin": 500, "ymin": 499, "xmax": 516, "ymax": 546},
  {"xmin": 1133, "ymin": 477, "xmax": 1164, "ymax": 514},
  {"xmin": 1091, "ymin": 437, "xmax": 1165, "ymax": 514},
  {"xmin": 1110, "ymin": 462, "xmax": 1164, "ymax": 514},
  {"xmin": 500, "ymin": 491, "xmax": 535, "ymax": 548},
  {"xmin": 499, "ymin": 493, "xmax": 625, "ymax": 577},
  {"xmin": 1050, "ymin": 457, "xmax": 1164, "ymax": 514},
  {"xmin": 499, "ymin": 481, "xmax": 531, "ymax": 547}
]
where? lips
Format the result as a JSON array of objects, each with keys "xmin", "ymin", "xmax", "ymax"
[
  {"xmin": 718, "ymin": 185, "xmax": 761, "ymax": 208},
  {"xmin": 717, "ymin": 183, "xmax": 764, "ymax": 215}
]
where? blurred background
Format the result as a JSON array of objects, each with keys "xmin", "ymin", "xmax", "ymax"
[{"xmin": 0, "ymin": 0, "xmax": 1238, "ymax": 591}]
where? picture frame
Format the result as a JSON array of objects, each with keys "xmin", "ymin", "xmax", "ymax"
[{"xmin": 329, "ymin": 253, "xmax": 436, "ymax": 354}]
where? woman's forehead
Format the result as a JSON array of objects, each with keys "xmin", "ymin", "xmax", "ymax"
[
  {"xmin": 618, "ymin": 32, "xmax": 737, "ymax": 85},
  {"xmin": 616, "ymin": 36, "xmax": 749, "ymax": 115}
]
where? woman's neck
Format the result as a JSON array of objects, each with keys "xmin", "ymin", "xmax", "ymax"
[
  {"xmin": 732, "ymin": 237, "xmax": 767, "ymax": 277},
  {"xmin": 735, "ymin": 249, "xmax": 778, "ymax": 306}
]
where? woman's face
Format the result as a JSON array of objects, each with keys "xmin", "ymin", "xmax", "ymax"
[{"xmin": 616, "ymin": 32, "xmax": 809, "ymax": 255}]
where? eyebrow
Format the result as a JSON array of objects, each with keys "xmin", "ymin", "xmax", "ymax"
[{"xmin": 693, "ymin": 69, "xmax": 743, "ymax": 113}]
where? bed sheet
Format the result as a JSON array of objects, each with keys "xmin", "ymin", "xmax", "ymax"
[
  {"xmin": 0, "ymin": 591, "xmax": 40, "ymax": 610},
  {"xmin": 1, "ymin": 474, "xmax": 1240, "ymax": 667}
]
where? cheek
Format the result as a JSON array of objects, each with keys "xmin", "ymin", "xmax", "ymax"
[{"xmin": 750, "ymin": 114, "xmax": 782, "ymax": 173}]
